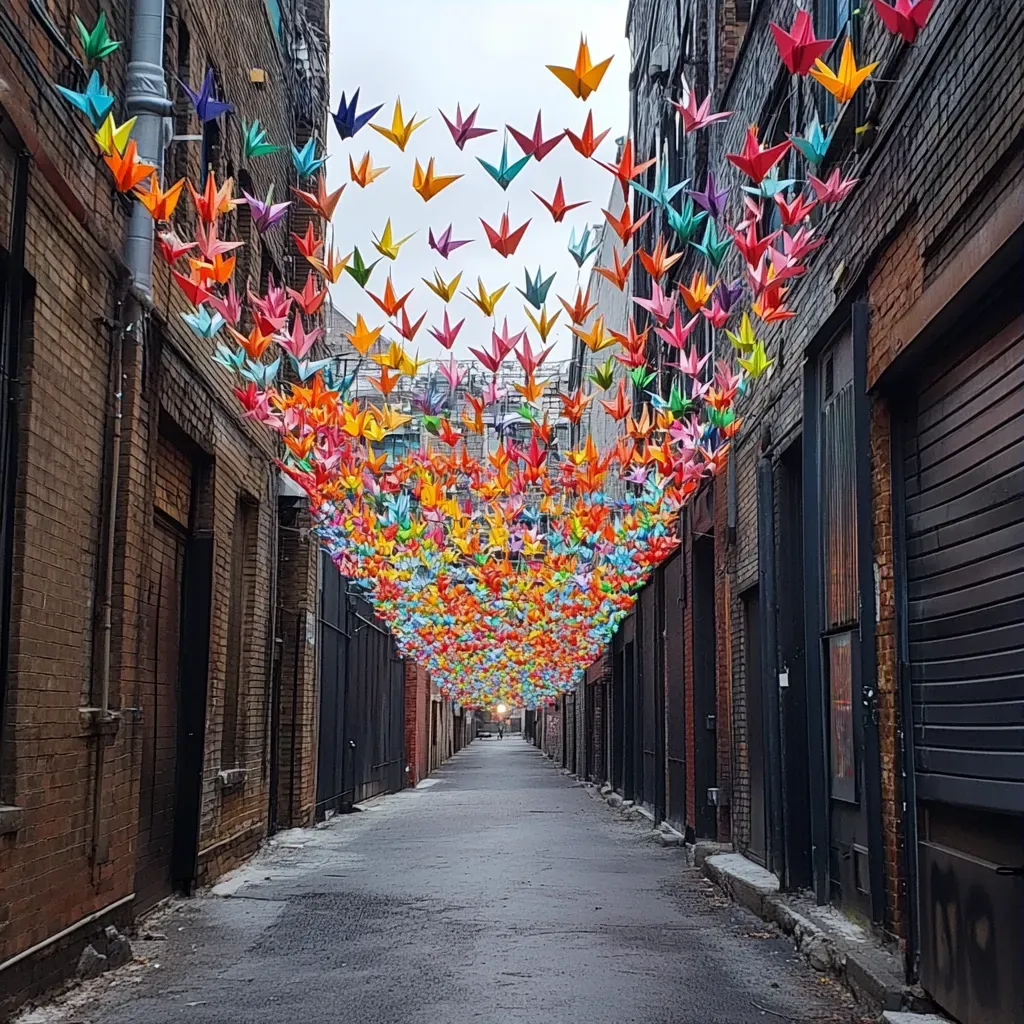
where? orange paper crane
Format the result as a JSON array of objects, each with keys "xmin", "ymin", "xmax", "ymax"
[
  {"xmin": 187, "ymin": 172, "xmax": 238, "ymax": 222},
  {"xmin": 345, "ymin": 314, "xmax": 384, "ymax": 356},
  {"xmin": 368, "ymin": 276, "xmax": 413, "ymax": 318},
  {"xmin": 637, "ymin": 236, "xmax": 682, "ymax": 282},
  {"xmin": 547, "ymin": 36, "xmax": 614, "ymax": 100},
  {"xmin": 291, "ymin": 222, "xmax": 323, "ymax": 260},
  {"xmin": 596, "ymin": 140, "xmax": 657, "ymax": 202},
  {"xmin": 557, "ymin": 388, "xmax": 595, "ymax": 424},
  {"xmin": 599, "ymin": 378, "xmax": 633, "ymax": 421},
  {"xmin": 308, "ymin": 247, "xmax": 350, "ymax": 283},
  {"xmin": 595, "ymin": 248, "xmax": 634, "ymax": 291},
  {"xmin": 291, "ymin": 175, "xmax": 345, "ymax": 219},
  {"xmin": 602, "ymin": 203, "xmax": 651, "ymax": 245},
  {"xmin": 350, "ymin": 151, "xmax": 388, "ymax": 187},
  {"xmin": 134, "ymin": 173, "xmax": 184, "ymax": 220},
  {"xmin": 105, "ymin": 139, "xmax": 156, "ymax": 192},
  {"xmin": 412, "ymin": 157, "xmax": 462, "ymax": 201},
  {"xmin": 559, "ymin": 285, "xmax": 597, "ymax": 326}
]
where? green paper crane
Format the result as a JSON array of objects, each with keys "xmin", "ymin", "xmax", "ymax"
[
  {"xmin": 741, "ymin": 175, "xmax": 798, "ymax": 199},
  {"xmin": 517, "ymin": 266, "xmax": 556, "ymax": 310},
  {"xmin": 568, "ymin": 225, "xmax": 601, "ymax": 267},
  {"xmin": 588, "ymin": 355, "xmax": 616, "ymax": 391},
  {"xmin": 629, "ymin": 365, "xmax": 657, "ymax": 390},
  {"xmin": 344, "ymin": 247, "xmax": 381, "ymax": 289},
  {"xmin": 76, "ymin": 11, "xmax": 120, "ymax": 61},
  {"xmin": 478, "ymin": 135, "xmax": 532, "ymax": 191},
  {"xmin": 665, "ymin": 198, "xmax": 707, "ymax": 245},
  {"xmin": 666, "ymin": 380, "xmax": 693, "ymax": 416},
  {"xmin": 242, "ymin": 121, "xmax": 282, "ymax": 160},
  {"xmin": 690, "ymin": 220, "xmax": 732, "ymax": 269}
]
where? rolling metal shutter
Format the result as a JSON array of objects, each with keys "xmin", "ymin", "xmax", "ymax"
[{"xmin": 903, "ymin": 312, "xmax": 1024, "ymax": 813}]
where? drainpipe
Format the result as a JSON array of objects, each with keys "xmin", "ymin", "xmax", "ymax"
[
  {"xmin": 123, "ymin": 0, "xmax": 172, "ymax": 298},
  {"xmin": 91, "ymin": 0, "xmax": 170, "ymax": 865}
]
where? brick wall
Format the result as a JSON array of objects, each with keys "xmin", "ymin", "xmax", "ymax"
[
  {"xmin": 404, "ymin": 661, "xmax": 430, "ymax": 786},
  {"xmin": 585, "ymin": 651, "xmax": 611, "ymax": 784},
  {"xmin": 0, "ymin": 0, "xmax": 328, "ymax": 1006}
]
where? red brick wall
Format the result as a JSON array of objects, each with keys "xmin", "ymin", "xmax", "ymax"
[{"xmin": 404, "ymin": 661, "xmax": 430, "ymax": 786}]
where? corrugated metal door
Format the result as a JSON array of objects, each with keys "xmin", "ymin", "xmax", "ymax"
[{"xmin": 902, "ymin": 308, "xmax": 1024, "ymax": 1024}]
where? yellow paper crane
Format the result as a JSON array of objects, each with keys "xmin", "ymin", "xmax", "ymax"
[
  {"xmin": 461, "ymin": 277, "xmax": 508, "ymax": 317},
  {"xmin": 372, "ymin": 218, "xmax": 415, "ymax": 260},
  {"xmin": 371, "ymin": 97, "xmax": 428, "ymax": 151},
  {"xmin": 423, "ymin": 269, "xmax": 462, "ymax": 303},
  {"xmin": 94, "ymin": 113, "xmax": 136, "ymax": 156},
  {"xmin": 809, "ymin": 38, "xmax": 878, "ymax": 105},
  {"xmin": 546, "ymin": 36, "xmax": 614, "ymax": 100}
]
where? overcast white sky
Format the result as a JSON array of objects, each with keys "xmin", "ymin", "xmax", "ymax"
[{"xmin": 324, "ymin": 0, "xmax": 630, "ymax": 361}]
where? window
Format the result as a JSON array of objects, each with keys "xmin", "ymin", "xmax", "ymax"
[
  {"xmin": 222, "ymin": 498, "xmax": 258, "ymax": 769},
  {"xmin": 827, "ymin": 632, "xmax": 856, "ymax": 802}
]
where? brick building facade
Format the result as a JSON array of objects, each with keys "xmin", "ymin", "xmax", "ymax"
[
  {"xmin": 566, "ymin": 3, "xmax": 1023, "ymax": 1020},
  {"xmin": 0, "ymin": 0, "xmax": 330, "ymax": 1013}
]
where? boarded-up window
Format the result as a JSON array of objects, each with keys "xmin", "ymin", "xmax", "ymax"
[{"xmin": 828, "ymin": 632, "xmax": 856, "ymax": 802}]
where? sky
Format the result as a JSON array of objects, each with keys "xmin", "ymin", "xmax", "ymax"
[{"xmin": 324, "ymin": 0, "xmax": 631, "ymax": 362}]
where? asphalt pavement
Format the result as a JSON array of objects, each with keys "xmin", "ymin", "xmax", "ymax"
[{"xmin": 25, "ymin": 737, "xmax": 864, "ymax": 1024}]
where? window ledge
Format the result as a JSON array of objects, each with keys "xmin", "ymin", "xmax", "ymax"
[
  {"xmin": 0, "ymin": 805, "xmax": 25, "ymax": 835},
  {"xmin": 217, "ymin": 768, "xmax": 247, "ymax": 793}
]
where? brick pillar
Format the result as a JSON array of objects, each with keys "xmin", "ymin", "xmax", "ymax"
[{"xmin": 403, "ymin": 661, "xmax": 429, "ymax": 786}]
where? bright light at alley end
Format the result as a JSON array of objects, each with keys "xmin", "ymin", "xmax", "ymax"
[{"xmin": 496, "ymin": 704, "xmax": 508, "ymax": 718}]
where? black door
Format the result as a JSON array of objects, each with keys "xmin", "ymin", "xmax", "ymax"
[
  {"xmin": 778, "ymin": 441, "xmax": 812, "ymax": 890},
  {"xmin": 744, "ymin": 587, "xmax": 766, "ymax": 864},
  {"xmin": 640, "ymin": 581, "xmax": 658, "ymax": 810},
  {"xmin": 316, "ymin": 549, "xmax": 349, "ymax": 816},
  {"xmin": 900, "ymin": 301, "xmax": 1024, "ymax": 1024},
  {"xmin": 611, "ymin": 647, "xmax": 624, "ymax": 791},
  {"xmin": 664, "ymin": 552, "xmax": 686, "ymax": 829},
  {"xmin": 692, "ymin": 535, "xmax": 718, "ymax": 839}
]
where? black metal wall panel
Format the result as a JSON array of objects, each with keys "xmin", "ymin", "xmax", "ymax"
[
  {"xmin": 664, "ymin": 551, "xmax": 686, "ymax": 829},
  {"xmin": 640, "ymin": 582, "xmax": 658, "ymax": 810},
  {"xmin": 903, "ymin": 313, "xmax": 1024, "ymax": 813}
]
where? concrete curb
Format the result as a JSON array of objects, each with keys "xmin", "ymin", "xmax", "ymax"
[{"xmin": 702, "ymin": 853, "xmax": 913, "ymax": 1015}]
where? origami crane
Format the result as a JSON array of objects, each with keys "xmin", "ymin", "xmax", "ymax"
[
  {"xmin": 56, "ymin": 69, "xmax": 116, "ymax": 128},
  {"xmin": 368, "ymin": 276, "xmax": 413, "ymax": 317},
  {"xmin": 874, "ymin": 0, "xmax": 935, "ymax": 43},
  {"xmin": 345, "ymin": 315, "xmax": 384, "ymax": 356},
  {"xmin": 372, "ymin": 219, "xmax": 415, "ymax": 260},
  {"xmin": 333, "ymin": 88, "xmax": 383, "ymax": 139},
  {"xmin": 292, "ymin": 175, "xmax": 345, "ymax": 220},
  {"xmin": 350, "ymin": 151, "xmax": 388, "ymax": 187},
  {"xmin": 182, "ymin": 304, "xmax": 226, "ymax": 340},
  {"xmin": 345, "ymin": 247, "xmax": 381, "ymax": 288},
  {"xmin": 672, "ymin": 76, "xmax": 732, "ymax": 132},
  {"xmin": 789, "ymin": 117, "xmax": 833, "ymax": 165},
  {"xmin": 631, "ymin": 162, "xmax": 687, "ymax": 209},
  {"xmin": 808, "ymin": 168, "xmax": 859, "ymax": 203},
  {"xmin": 412, "ymin": 158, "xmax": 462, "ymax": 202},
  {"xmin": 469, "ymin": 319, "xmax": 525, "ymax": 372},
  {"xmin": 423, "ymin": 269, "xmax": 462, "ymax": 303},
  {"xmin": 243, "ymin": 184, "xmax": 291, "ymax": 233},
  {"xmin": 595, "ymin": 248, "xmax": 633, "ymax": 291},
  {"xmin": 517, "ymin": 267, "xmax": 556, "ymax": 310},
  {"xmin": 481, "ymin": 211, "xmax": 530, "ymax": 258},
  {"xmin": 428, "ymin": 224, "xmax": 472, "ymax": 259},
  {"xmin": 441, "ymin": 104, "xmax": 495, "ymax": 149},
  {"xmin": 462, "ymin": 278, "xmax": 508, "ymax": 317},
  {"xmin": 533, "ymin": 179, "xmax": 588, "ymax": 222},
  {"xmin": 559, "ymin": 286, "xmax": 597, "ymax": 325},
  {"xmin": 565, "ymin": 111, "xmax": 610, "ymax": 159},
  {"xmin": 291, "ymin": 138, "xmax": 327, "ymax": 178},
  {"xmin": 571, "ymin": 316, "xmax": 615, "ymax": 354},
  {"xmin": 633, "ymin": 285, "xmax": 676, "ymax": 325},
  {"xmin": 478, "ymin": 136, "xmax": 532, "ymax": 191},
  {"xmin": 429, "ymin": 311, "xmax": 466, "ymax": 350},
  {"xmin": 183, "ymin": 68, "xmax": 233, "ymax": 122},
  {"xmin": 93, "ymin": 113, "xmax": 135, "ymax": 155},
  {"xmin": 524, "ymin": 306, "xmax": 561, "ymax": 342},
  {"xmin": 687, "ymin": 173, "xmax": 730, "ymax": 220},
  {"xmin": 547, "ymin": 35, "xmax": 614, "ymax": 100},
  {"xmin": 134, "ymin": 173, "xmax": 184, "ymax": 221},
  {"xmin": 568, "ymin": 225, "xmax": 601, "ymax": 266},
  {"xmin": 809, "ymin": 39, "xmax": 878, "ymax": 105},
  {"xmin": 638, "ymin": 237, "xmax": 682, "ymax": 282},
  {"xmin": 507, "ymin": 112, "xmax": 565, "ymax": 160},
  {"xmin": 371, "ymin": 97, "xmax": 427, "ymax": 151},
  {"xmin": 691, "ymin": 220, "xmax": 732, "ymax": 268},
  {"xmin": 104, "ymin": 139, "xmax": 156, "ymax": 192},
  {"xmin": 726, "ymin": 126, "xmax": 791, "ymax": 184},
  {"xmin": 769, "ymin": 10, "xmax": 833, "ymax": 75},
  {"xmin": 604, "ymin": 203, "xmax": 652, "ymax": 245},
  {"xmin": 76, "ymin": 11, "xmax": 120, "ymax": 60},
  {"xmin": 597, "ymin": 140, "xmax": 657, "ymax": 202},
  {"xmin": 242, "ymin": 128, "xmax": 288, "ymax": 172}
]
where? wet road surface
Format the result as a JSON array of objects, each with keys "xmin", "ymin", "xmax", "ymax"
[{"xmin": 29, "ymin": 738, "xmax": 862, "ymax": 1024}]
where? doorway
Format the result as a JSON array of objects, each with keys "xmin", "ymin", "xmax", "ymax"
[
  {"xmin": 743, "ymin": 586, "xmax": 766, "ymax": 864},
  {"xmin": 692, "ymin": 535, "xmax": 718, "ymax": 839}
]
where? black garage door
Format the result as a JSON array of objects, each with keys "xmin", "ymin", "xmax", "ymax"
[{"xmin": 901, "ymin": 303, "xmax": 1024, "ymax": 1024}]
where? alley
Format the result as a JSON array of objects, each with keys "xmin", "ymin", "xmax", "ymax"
[{"xmin": 35, "ymin": 740, "xmax": 860, "ymax": 1024}]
